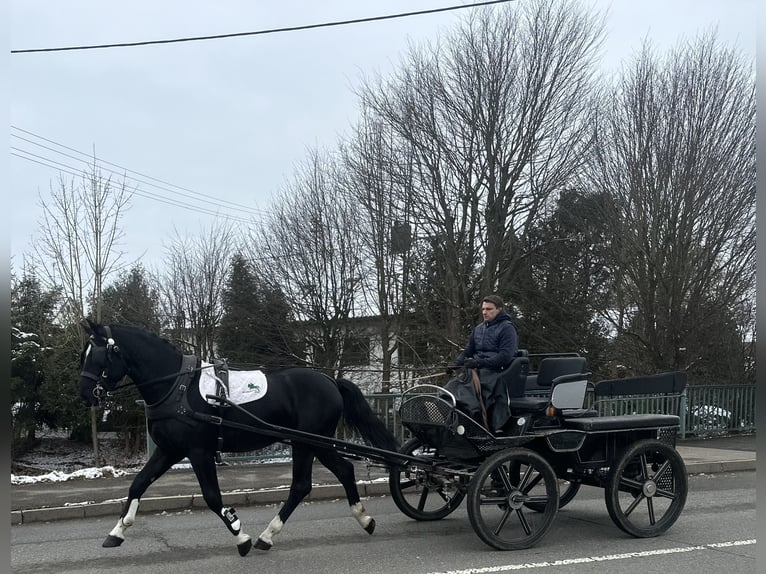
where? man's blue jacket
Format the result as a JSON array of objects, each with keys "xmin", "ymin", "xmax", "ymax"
[{"xmin": 454, "ymin": 310, "xmax": 518, "ymax": 371}]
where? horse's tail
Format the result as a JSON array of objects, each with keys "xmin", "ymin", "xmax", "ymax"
[{"xmin": 336, "ymin": 378, "xmax": 400, "ymax": 455}]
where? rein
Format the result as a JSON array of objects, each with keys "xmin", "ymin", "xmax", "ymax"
[{"xmin": 107, "ymin": 363, "xmax": 215, "ymax": 396}]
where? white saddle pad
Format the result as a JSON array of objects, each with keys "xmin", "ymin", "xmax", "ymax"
[{"xmin": 198, "ymin": 362, "xmax": 268, "ymax": 405}]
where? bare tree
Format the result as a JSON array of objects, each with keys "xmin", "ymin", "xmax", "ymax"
[
  {"xmin": 35, "ymin": 160, "xmax": 132, "ymax": 326},
  {"xmin": 251, "ymin": 148, "xmax": 365, "ymax": 375},
  {"xmin": 584, "ymin": 32, "xmax": 755, "ymax": 378},
  {"xmin": 338, "ymin": 110, "xmax": 419, "ymax": 390},
  {"xmin": 359, "ymin": 0, "xmax": 605, "ymax": 339},
  {"xmin": 33, "ymin": 158, "xmax": 132, "ymax": 463},
  {"xmin": 159, "ymin": 221, "xmax": 238, "ymax": 360}
]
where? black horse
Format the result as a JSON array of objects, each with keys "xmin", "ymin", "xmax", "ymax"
[{"xmin": 78, "ymin": 319, "xmax": 399, "ymax": 556}]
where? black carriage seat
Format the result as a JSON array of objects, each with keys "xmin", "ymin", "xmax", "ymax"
[
  {"xmin": 504, "ymin": 350, "xmax": 530, "ymax": 398},
  {"xmin": 563, "ymin": 371, "xmax": 688, "ymax": 432},
  {"xmin": 593, "ymin": 371, "xmax": 687, "ymax": 402},
  {"xmin": 509, "ymin": 356, "xmax": 588, "ymax": 414},
  {"xmin": 486, "ymin": 352, "xmax": 530, "ymax": 432},
  {"xmin": 563, "ymin": 413, "xmax": 680, "ymax": 432}
]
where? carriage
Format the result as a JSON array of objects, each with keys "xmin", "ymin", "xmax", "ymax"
[
  {"xmin": 78, "ymin": 321, "xmax": 688, "ymax": 555},
  {"xmin": 388, "ymin": 355, "xmax": 688, "ymax": 550}
]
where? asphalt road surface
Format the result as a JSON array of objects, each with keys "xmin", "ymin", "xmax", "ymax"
[{"xmin": 11, "ymin": 471, "xmax": 756, "ymax": 574}]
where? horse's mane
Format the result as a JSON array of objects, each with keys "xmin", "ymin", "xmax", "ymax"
[{"xmin": 110, "ymin": 324, "xmax": 183, "ymax": 356}]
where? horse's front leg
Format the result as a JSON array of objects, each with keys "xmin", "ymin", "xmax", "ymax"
[
  {"xmin": 188, "ymin": 451, "xmax": 253, "ymax": 557},
  {"xmin": 103, "ymin": 448, "xmax": 182, "ymax": 548}
]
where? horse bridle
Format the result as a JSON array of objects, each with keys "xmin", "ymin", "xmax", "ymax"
[
  {"xmin": 81, "ymin": 326, "xmax": 215, "ymax": 406},
  {"xmin": 80, "ymin": 326, "xmax": 121, "ymax": 404}
]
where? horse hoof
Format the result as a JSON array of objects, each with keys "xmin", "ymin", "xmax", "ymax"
[
  {"xmin": 365, "ymin": 518, "xmax": 376, "ymax": 535},
  {"xmin": 237, "ymin": 538, "xmax": 253, "ymax": 557},
  {"xmin": 102, "ymin": 535, "xmax": 124, "ymax": 548},
  {"xmin": 254, "ymin": 537, "xmax": 273, "ymax": 551}
]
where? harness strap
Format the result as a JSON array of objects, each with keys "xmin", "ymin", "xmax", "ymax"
[
  {"xmin": 145, "ymin": 355, "xmax": 199, "ymax": 421},
  {"xmin": 213, "ymin": 359, "xmax": 230, "ymax": 465}
]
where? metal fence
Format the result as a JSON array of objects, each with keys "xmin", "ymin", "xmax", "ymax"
[
  {"xmin": 139, "ymin": 383, "xmax": 755, "ymax": 462},
  {"xmin": 360, "ymin": 384, "xmax": 756, "ymax": 441}
]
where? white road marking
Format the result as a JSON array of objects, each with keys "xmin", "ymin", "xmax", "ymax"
[{"xmin": 426, "ymin": 540, "xmax": 756, "ymax": 574}]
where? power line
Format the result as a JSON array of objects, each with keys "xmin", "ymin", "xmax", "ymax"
[
  {"xmin": 11, "ymin": 1, "xmax": 513, "ymax": 54},
  {"xmin": 11, "ymin": 127, "xmax": 268, "ymax": 216},
  {"xmin": 11, "ymin": 150, "xmax": 255, "ymax": 225}
]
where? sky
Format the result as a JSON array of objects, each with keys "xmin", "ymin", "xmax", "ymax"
[{"xmin": 9, "ymin": 0, "xmax": 757, "ymax": 275}]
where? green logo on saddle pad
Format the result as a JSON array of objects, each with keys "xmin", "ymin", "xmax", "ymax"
[{"xmin": 248, "ymin": 383, "xmax": 260, "ymax": 392}]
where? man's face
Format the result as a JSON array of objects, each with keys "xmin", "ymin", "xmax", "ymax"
[{"xmin": 481, "ymin": 302, "xmax": 501, "ymax": 322}]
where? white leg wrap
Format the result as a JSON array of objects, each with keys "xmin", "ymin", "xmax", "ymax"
[
  {"xmin": 258, "ymin": 515, "xmax": 283, "ymax": 546},
  {"xmin": 351, "ymin": 502, "xmax": 372, "ymax": 529},
  {"xmin": 109, "ymin": 499, "xmax": 140, "ymax": 538},
  {"xmin": 221, "ymin": 507, "xmax": 242, "ymax": 534}
]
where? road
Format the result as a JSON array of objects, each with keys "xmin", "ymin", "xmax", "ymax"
[{"xmin": 11, "ymin": 471, "xmax": 756, "ymax": 574}]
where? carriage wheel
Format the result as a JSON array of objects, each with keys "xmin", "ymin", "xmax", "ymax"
[
  {"xmin": 467, "ymin": 448, "xmax": 559, "ymax": 551},
  {"xmin": 604, "ymin": 438, "xmax": 688, "ymax": 538},
  {"xmin": 508, "ymin": 462, "xmax": 581, "ymax": 512},
  {"xmin": 389, "ymin": 437, "xmax": 466, "ymax": 521}
]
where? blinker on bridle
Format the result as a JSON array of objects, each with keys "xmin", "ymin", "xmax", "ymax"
[{"xmin": 81, "ymin": 326, "xmax": 119, "ymax": 405}]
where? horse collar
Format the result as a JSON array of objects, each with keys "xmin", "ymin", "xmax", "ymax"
[{"xmin": 145, "ymin": 355, "xmax": 200, "ymax": 421}]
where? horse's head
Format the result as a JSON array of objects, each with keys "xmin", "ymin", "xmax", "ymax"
[{"xmin": 79, "ymin": 318, "xmax": 129, "ymax": 406}]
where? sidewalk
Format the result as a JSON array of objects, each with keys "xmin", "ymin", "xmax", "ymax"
[{"xmin": 11, "ymin": 434, "xmax": 756, "ymax": 525}]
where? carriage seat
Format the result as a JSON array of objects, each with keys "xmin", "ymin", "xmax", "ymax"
[
  {"xmin": 509, "ymin": 356, "xmax": 588, "ymax": 414},
  {"xmin": 563, "ymin": 414, "xmax": 680, "ymax": 432},
  {"xmin": 593, "ymin": 371, "xmax": 687, "ymax": 401},
  {"xmin": 503, "ymin": 351, "xmax": 530, "ymax": 398}
]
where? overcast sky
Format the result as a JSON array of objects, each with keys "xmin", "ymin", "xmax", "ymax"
[{"xmin": 9, "ymin": 0, "xmax": 757, "ymax": 275}]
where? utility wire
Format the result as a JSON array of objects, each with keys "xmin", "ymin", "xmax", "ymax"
[
  {"xmin": 11, "ymin": 0, "xmax": 513, "ymax": 54},
  {"xmin": 11, "ymin": 149, "xmax": 254, "ymax": 225},
  {"xmin": 11, "ymin": 126, "xmax": 268, "ymax": 216}
]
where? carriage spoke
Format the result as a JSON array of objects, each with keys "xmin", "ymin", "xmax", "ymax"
[
  {"xmin": 523, "ymin": 495, "xmax": 550, "ymax": 505},
  {"xmin": 518, "ymin": 465, "xmax": 535, "ymax": 491},
  {"xmin": 646, "ymin": 497, "xmax": 656, "ymax": 525},
  {"xmin": 623, "ymin": 492, "xmax": 646, "ymax": 517},
  {"xmin": 496, "ymin": 465, "xmax": 513, "ymax": 491},
  {"xmin": 400, "ymin": 478, "xmax": 418, "ymax": 490},
  {"xmin": 481, "ymin": 495, "xmax": 508, "ymax": 506},
  {"xmin": 417, "ymin": 487, "xmax": 430, "ymax": 511},
  {"xmin": 619, "ymin": 476, "xmax": 643, "ymax": 492},
  {"xmin": 655, "ymin": 487, "xmax": 677, "ymax": 499},
  {"xmin": 515, "ymin": 508, "xmax": 532, "ymax": 535},
  {"xmin": 638, "ymin": 453, "xmax": 650, "ymax": 479},
  {"xmin": 522, "ymin": 472, "xmax": 543, "ymax": 493},
  {"xmin": 493, "ymin": 507, "xmax": 513, "ymax": 536}
]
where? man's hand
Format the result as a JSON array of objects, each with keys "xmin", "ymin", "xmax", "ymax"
[{"xmin": 463, "ymin": 358, "xmax": 481, "ymax": 369}]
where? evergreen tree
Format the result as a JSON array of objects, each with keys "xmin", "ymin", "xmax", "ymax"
[
  {"xmin": 93, "ymin": 264, "xmax": 162, "ymax": 455},
  {"xmin": 512, "ymin": 190, "xmax": 612, "ymax": 378},
  {"xmin": 11, "ymin": 266, "xmax": 61, "ymax": 453},
  {"xmin": 98, "ymin": 264, "xmax": 161, "ymax": 331},
  {"xmin": 218, "ymin": 254, "xmax": 298, "ymax": 368}
]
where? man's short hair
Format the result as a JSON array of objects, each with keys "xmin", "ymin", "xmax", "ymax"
[{"xmin": 482, "ymin": 295, "xmax": 504, "ymax": 308}]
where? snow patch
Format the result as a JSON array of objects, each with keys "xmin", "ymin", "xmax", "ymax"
[{"xmin": 11, "ymin": 466, "xmax": 129, "ymax": 484}]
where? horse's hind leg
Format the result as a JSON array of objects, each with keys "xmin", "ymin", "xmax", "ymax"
[
  {"xmin": 103, "ymin": 448, "xmax": 183, "ymax": 548},
  {"xmin": 188, "ymin": 451, "xmax": 253, "ymax": 557},
  {"xmin": 314, "ymin": 447, "xmax": 376, "ymax": 535},
  {"xmin": 255, "ymin": 443, "xmax": 315, "ymax": 551}
]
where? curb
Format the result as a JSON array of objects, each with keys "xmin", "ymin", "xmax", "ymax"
[
  {"xmin": 11, "ymin": 459, "xmax": 755, "ymax": 525},
  {"xmin": 11, "ymin": 480, "xmax": 392, "ymax": 526}
]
